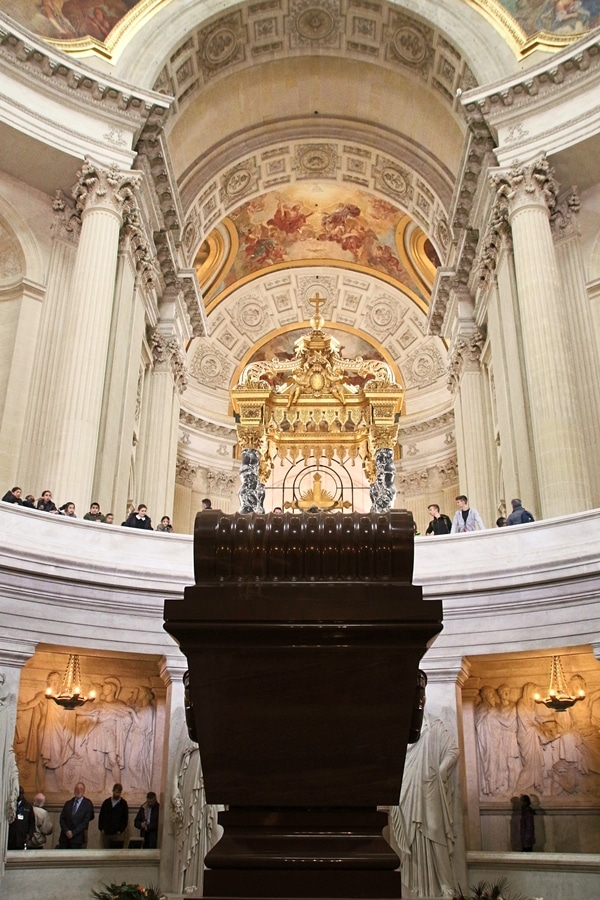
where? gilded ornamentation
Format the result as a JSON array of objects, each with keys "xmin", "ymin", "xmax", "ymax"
[{"xmin": 231, "ymin": 293, "xmax": 404, "ymax": 508}]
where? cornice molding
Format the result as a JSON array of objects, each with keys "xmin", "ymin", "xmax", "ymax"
[
  {"xmin": 0, "ymin": 13, "xmax": 171, "ymax": 120},
  {"xmin": 459, "ymin": 28, "xmax": 600, "ymax": 121}
]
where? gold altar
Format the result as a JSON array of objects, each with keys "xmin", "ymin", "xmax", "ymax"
[{"xmin": 231, "ymin": 293, "xmax": 405, "ymax": 505}]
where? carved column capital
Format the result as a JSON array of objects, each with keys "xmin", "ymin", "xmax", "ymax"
[
  {"xmin": 491, "ymin": 155, "xmax": 559, "ymax": 217},
  {"xmin": 149, "ymin": 330, "xmax": 189, "ymax": 392},
  {"xmin": 176, "ymin": 455, "xmax": 199, "ymax": 488},
  {"xmin": 121, "ymin": 204, "xmax": 158, "ymax": 289},
  {"xmin": 447, "ymin": 328, "xmax": 485, "ymax": 392},
  {"xmin": 72, "ymin": 158, "xmax": 142, "ymax": 219},
  {"xmin": 550, "ymin": 186, "xmax": 581, "ymax": 241},
  {"xmin": 51, "ymin": 190, "xmax": 81, "ymax": 243},
  {"xmin": 476, "ymin": 200, "xmax": 512, "ymax": 287}
]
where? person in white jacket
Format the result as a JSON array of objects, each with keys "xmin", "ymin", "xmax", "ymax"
[
  {"xmin": 28, "ymin": 793, "xmax": 53, "ymax": 848},
  {"xmin": 451, "ymin": 495, "xmax": 485, "ymax": 532}
]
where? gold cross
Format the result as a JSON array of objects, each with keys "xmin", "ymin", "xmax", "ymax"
[{"xmin": 308, "ymin": 291, "xmax": 325, "ymax": 317}]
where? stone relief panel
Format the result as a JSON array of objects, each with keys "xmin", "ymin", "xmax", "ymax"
[
  {"xmin": 190, "ymin": 341, "xmax": 234, "ymax": 389},
  {"xmin": 467, "ymin": 652, "xmax": 600, "ymax": 801},
  {"xmin": 14, "ymin": 649, "xmax": 165, "ymax": 808},
  {"xmin": 0, "ymin": 221, "xmax": 24, "ymax": 282}
]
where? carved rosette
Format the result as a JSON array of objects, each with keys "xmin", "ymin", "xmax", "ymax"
[
  {"xmin": 491, "ymin": 156, "xmax": 559, "ymax": 218},
  {"xmin": 446, "ymin": 329, "xmax": 485, "ymax": 392},
  {"xmin": 72, "ymin": 159, "xmax": 142, "ymax": 218}
]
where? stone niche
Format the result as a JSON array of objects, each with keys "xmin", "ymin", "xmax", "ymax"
[
  {"xmin": 462, "ymin": 645, "xmax": 600, "ymax": 854},
  {"xmin": 14, "ymin": 646, "xmax": 166, "ymax": 825}
]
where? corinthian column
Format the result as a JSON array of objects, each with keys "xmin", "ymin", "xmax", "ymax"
[
  {"xmin": 52, "ymin": 160, "xmax": 141, "ymax": 512},
  {"xmin": 492, "ymin": 158, "xmax": 591, "ymax": 516},
  {"xmin": 448, "ymin": 300, "xmax": 496, "ymax": 529}
]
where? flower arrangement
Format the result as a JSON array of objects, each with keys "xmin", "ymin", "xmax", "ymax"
[
  {"xmin": 91, "ymin": 883, "xmax": 166, "ymax": 900},
  {"xmin": 452, "ymin": 878, "xmax": 537, "ymax": 900}
]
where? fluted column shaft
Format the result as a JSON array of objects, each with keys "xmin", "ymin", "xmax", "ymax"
[
  {"xmin": 20, "ymin": 207, "xmax": 78, "ymax": 493},
  {"xmin": 494, "ymin": 159, "xmax": 591, "ymax": 516},
  {"xmin": 487, "ymin": 244, "xmax": 539, "ymax": 512},
  {"xmin": 92, "ymin": 238, "xmax": 147, "ymax": 519},
  {"xmin": 52, "ymin": 162, "xmax": 140, "ymax": 513},
  {"xmin": 553, "ymin": 195, "xmax": 600, "ymax": 508}
]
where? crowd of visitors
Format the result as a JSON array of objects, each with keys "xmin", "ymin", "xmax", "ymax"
[
  {"xmin": 7, "ymin": 782, "xmax": 160, "ymax": 850},
  {"xmin": 3, "ymin": 484, "xmax": 538, "ymax": 536}
]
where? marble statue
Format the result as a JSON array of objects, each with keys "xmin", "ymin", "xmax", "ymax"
[
  {"xmin": 474, "ymin": 685, "xmax": 498, "ymax": 796},
  {"xmin": 1, "ymin": 672, "xmax": 19, "ymax": 875},
  {"xmin": 170, "ymin": 724, "xmax": 221, "ymax": 894},
  {"xmin": 390, "ymin": 711, "xmax": 459, "ymax": 898}
]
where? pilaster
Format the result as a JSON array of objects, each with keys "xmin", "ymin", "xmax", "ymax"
[
  {"xmin": 20, "ymin": 196, "xmax": 79, "ymax": 493},
  {"xmin": 552, "ymin": 188, "xmax": 600, "ymax": 508},
  {"xmin": 447, "ymin": 300, "xmax": 496, "ymax": 529},
  {"xmin": 136, "ymin": 315, "xmax": 187, "ymax": 520}
]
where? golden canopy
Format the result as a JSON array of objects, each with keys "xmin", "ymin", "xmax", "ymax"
[{"xmin": 231, "ymin": 293, "xmax": 404, "ymax": 489}]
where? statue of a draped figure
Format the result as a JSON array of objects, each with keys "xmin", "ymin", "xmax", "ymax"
[
  {"xmin": 170, "ymin": 720, "xmax": 221, "ymax": 894},
  {"xmin": 390, "ymin": 711, "xmax": 459, "ymax": 898},
  {"xmin": 1, "ymin": 672, "xmax": 20, "ymax": 876}
]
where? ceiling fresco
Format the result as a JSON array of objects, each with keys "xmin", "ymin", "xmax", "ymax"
[
  {"xmin": 204, "ymin": 185, "xmax": 434, "ymax": 305},
  {"xmin": 3, "ymin": 1, "xmax": 138, "ymax": 41},
  {"xmin": 4, "ymin": 0, "xmax": 598, "ymax": 44}
]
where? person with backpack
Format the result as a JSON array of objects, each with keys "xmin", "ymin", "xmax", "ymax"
[{"xmin": 506, "ymin": 498, "xmax": 535, "ymax": 526}]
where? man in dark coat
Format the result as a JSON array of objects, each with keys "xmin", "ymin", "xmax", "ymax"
[
  {"xmin": 98, "ymin": 783, "xmax": 129, "ymax": 848},
  {"xmin": 7, "ymin": 786, "xmax": 35, "ymax": 849},
  {"xmin": 134, "ymin": 791, "xmax": 159, "ymax": 848},
  {"xmin": 506, "ymin": 498, "xmax": 535, "ymax": 526},
  {"xmin": 425, "ymin": 503, "xmax": 453, "ymax": 536},
  {"xmin": 58, "ymin": 782, "xmax": 94, "ymax": 848}
]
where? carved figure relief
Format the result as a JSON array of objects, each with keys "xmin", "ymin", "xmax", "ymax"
[
  {"xmin": 473, "ymin": 678, "xmax": 600, "ymax": 797},
  {"xmin": 14, "ymin": 652, "xmax": 163, "ymax": 806}
]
